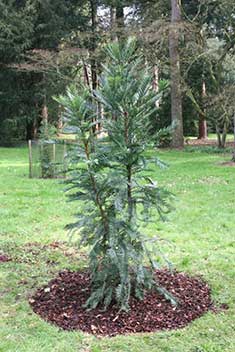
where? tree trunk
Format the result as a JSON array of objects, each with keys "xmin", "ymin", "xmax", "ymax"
[
  {"xmin": 110, "ymin": 6, "xmax": 117, "ymax": 41},
  {"xmin": 110, "ymin": 3, "xmax": 124, "ymax": 40},
  {"xmin": 216, "ymin": 122, "xmax": 228, "ymax": 149},
  {"xmin": 216, "ymin": 124, "xmax": 222, "ymax": 148},
  {"xmin": 116, "ymin": 3, "xmax": 124, "ymax": 32},
  {"xmin": 221, "ymin": 121, "xmax": 227, "ymax": 148},
  {"xmin": 90, "ymin": 0, "xmax": 99, "ymax": 132},
  {"xmin": 198, "ymin": 80, "xmax": 207, "ymax": 139},
  {"xmin": 198, "ymin": 118, "xmax": 207, "ymax": 139},
  {"xmin": 26, "ymin": 119, "xmax": 37, "ymax": 140},
  {"xmin": 90, "ymin": 0, "xmax": 98, "ymax": 91},
  {"xmin": 232, "ymin": 151, "xmax": 235, "ymax": 162},
  {"xmin": 42, "ymin": 103, "xmax": 48, "ymax": 124},
  {"xmin": 232, "ymin": 114, "xmax": 235, "ymax": 161},
  {"xmin": 153, "ymin": 64, "xmax": 160, "ymax": 108},
  {"xmin": 169, "ymin": 0, "xmax": 184, "ymax": 148},
  {"xmin": 83, "ymin": 62, "xmax": 89, "ymax": 86}
]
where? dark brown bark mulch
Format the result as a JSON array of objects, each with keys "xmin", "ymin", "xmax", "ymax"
[
  {"xmin": 29, "ymin": 270, "xmax": 214, "ymax": 336},
  {"xmin": 0, "ymin": 254, "xmax": 11, "ymax": 262}
]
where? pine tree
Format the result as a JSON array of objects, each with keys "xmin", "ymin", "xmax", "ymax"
[{"xmin": 56, "ymin": 38, "xmax": 176, "ymax": 311}]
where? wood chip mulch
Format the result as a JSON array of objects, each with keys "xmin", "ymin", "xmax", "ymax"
[
  {"xmin": 0, "ymin": 254, "xmax": 11, "ymax": 262},
  {"xmin": 29, "ymin": 270, "xmax": 214, "ymax": 336}
]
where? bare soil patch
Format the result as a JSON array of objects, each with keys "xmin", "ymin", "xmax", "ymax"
[
  {"xmin": 29, "ymin": 270, "xmax": 214, "ymax": 336},
  {"xmin": 220, "ymin": 161, "xmax": 235, "ymax": 167},
  {"xmin": 186, "ymin": 138, "xmax": 235, "ymax": 147}
]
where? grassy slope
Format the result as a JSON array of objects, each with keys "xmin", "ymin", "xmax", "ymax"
[{"xmin": 0, "ymin": 147, "xmax": 234, "ymax": 352}]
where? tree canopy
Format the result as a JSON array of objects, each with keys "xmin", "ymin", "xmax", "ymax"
[{"xmin": 0, "ymin": 0, "xmax": 235, "ymax": 147}]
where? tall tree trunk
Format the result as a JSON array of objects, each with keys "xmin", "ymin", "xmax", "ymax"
[
  {"xmin": 233, "ymin": 114, "xmax": 235, "ymax": 144},
  {"xmin": 232, "ymin": 114, "xmax": 235, "ymax": 162},
  {"xmin": 116, "ymin": 3, "xmax": 124, "ymax": 28},
  {"xmin": 90, "ymin": 0, "xmax": 99, "ymax": 131},
  {"xmin": 216, "ymin": 124, "xmax": 222, "ymax": 148},
  {"xmin": 232, "ymin": 114, "xmax": 235, "ymax": 161},
  {"xmin": 169, "ymin": 0, "xmax": 184, "ymax": 148},
  {"xmin": 90, "ymin": 0, "xmax": 98, "ymax": 91},
  {"xmin": 26, "ymin": 119, "xmax": 37, "ymax": 140},
  {"xmin": 110, "ymin": 2, "xmax": 124, "ymax": 40},
  {"xmin": 216, "ymin": 120, "xmax": 227, "ymax": 149},
  {"xmin": 198, "ymin": 118, "xmax": 207, "ymax": 139},
  {"xmin": 42, "ymin": 103, "xmax": 48, "ymax": 125},
  {"xmin": 110, "ymin": 6, "xmax": 117, "ymax": 40},
  {"xmin": 221, "ymin": 121, "xmax": 227, "ymax": 148},
  {"xmin": 153, "ymin": 64, "xmax": 160, "ymax": 108},
  {"xmin": 198, "ymin": 80, "xmax": 207, "ymax": 139}
]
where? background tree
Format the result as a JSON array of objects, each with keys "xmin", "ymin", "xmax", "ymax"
[
  {"xmin": 169, "ymin": 0, "xmax": 184, "ymax": 148},
  {"xmin": 1, "ymin": 0, "xmax": 235, "ymax": 147},
  {"xmin": 0, "ymin": 0, "xmax": 89, "ymax": 144}
]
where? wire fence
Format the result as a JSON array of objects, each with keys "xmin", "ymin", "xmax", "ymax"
[{"xmin": 28, "ymin": 139, "xmax": 69, "ymax": 179}]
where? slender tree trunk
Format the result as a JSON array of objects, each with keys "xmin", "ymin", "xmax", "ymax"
[
  {"xmin": 110, "ymin": 6, "xmax": 118, "ymax": 41},
  {"xmin": 57, "ymin": 106, "xmax": 63, "ymax": 133},
  {"xmin": 221, "ymin": 121, "xmax": 227, "ymax": 148},
  {"xmin": 216, "ymin": 118, "xmax": 228, "ymax": 149},
  {"xmin": 26, "ymin": 119, "xmax": 37, "ymax": 140},
  {"xmin": 124, "ymin": 112, "xmax": 134, "ymax": 222},
  {"xmin": 233, "ymin": 114, "xmax": 235, "ymax": 143},
  {"xmin": 116, "ymin": 3, "xmax": 124, "ymax": 36},
  {"xmin": 90, "ymin": 0, "xmax": 98, "ymax": 91},
  {"xmin": 110, "ymin": 2, "xmax": 124, "ymax": 40},
  {"xmin": 89, "ymin": 0, "xmax": 99, "ymax": 132},
  {"xmin": 42, "ymin": 103, "xmax": 48, "ymax": 124},
  {"xmin": 111, "ymin": 1, "xmax": 125, "ymax": 40},
  {"xmin": 232, "ymin": 151, "xmax": 235, "ymax": 162},
  {"xmin": 198, "ymin": 80, "xmax": 207, "ymax": 139},
  {"xmin": 232, "ymin": 114, "xmax": 235, "ymax": 162},
  {"xmin": 216, "ymin": 124, "xmax": 222, "ymax": 148},
  {"xmin": 153, "ymin": 64, "xmax": 160, "ymax": 108},
  {"xmin": 169, "ymin": 0, "xmax": 184, "ymax": 148},
  {"xmin": 83, "ymin": 61, "xmax": 91, "ymax": 89}
]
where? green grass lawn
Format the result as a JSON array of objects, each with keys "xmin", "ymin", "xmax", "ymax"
[{"xmin": 0, "ymin": 146, "xmax": 235, "ymax": 352}]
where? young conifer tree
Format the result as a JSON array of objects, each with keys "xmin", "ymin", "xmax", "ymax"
[{"xmin": 56, "ymin": 38, "xmax": 175, "ymax": 311}]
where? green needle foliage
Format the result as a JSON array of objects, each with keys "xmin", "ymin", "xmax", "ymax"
[{"xmin": 56, "ymin": 38, "xmax": 175, "ymax": 311}]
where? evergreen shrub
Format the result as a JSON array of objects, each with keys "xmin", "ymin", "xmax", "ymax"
[{"xmin": 56, "ymin": 39, "xmax": 176, "ymax": 311}]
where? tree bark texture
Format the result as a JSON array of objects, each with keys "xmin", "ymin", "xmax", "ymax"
[
  {"xmin": 90, "ymin": 0, "xmax": 98, "ymax": 91},
  {"xmin": 198, "ymin": 80, "xmax": 207, "ymax": 139},
  {"xmin": 153, "ymin": 65, "xmax": 160, "ymax": 108},
  {"xmin": 110, "ymin": 2, "xmax": 124, "ymax": 40},
  {"xmin": 169, "ymin": 0, "xmax": 184, "ymax": 148}
]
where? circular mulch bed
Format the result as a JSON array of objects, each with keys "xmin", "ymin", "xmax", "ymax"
[{"xmin": 29, "ymin": 270, "xmax": 213, "ymax": 336}]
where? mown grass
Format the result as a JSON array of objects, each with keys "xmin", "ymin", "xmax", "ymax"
[{"xmin": 0, "ymin": 146, "xmax": 235, "ymax": 352}]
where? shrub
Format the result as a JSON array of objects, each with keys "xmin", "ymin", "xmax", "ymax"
[
  {"xmin": 0, "ymin": 118, "xmax": 26, "ymax": 146},
  {"xmin": 155, "ymin": 126, "xmax": 173, "ymax": 148}
]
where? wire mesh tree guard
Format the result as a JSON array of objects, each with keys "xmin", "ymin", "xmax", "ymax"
[{"xmin": 28, "ymin": 139, "xmax": 68, "ymax": 179}]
